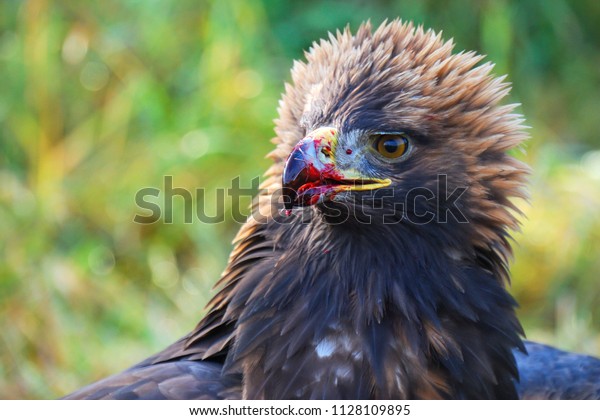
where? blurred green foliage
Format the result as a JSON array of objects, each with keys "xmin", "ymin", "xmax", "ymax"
[{"xmin": 0, "ymin": 0, "xmax": 599, "ymax": 398}]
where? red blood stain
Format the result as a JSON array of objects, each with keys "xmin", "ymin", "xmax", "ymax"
[
  {"xmin": 345, "ymin": 149, "xmax": 352, "ymax": 155},
  {"xmin": 285, "ymin": 134, "xmax": 349, "ymax": 207},
  {"xmin": 308, "ymin": 194, "xmax": 320, "ymax": 206},
  {"xmin": 284, "ymin": 209, "xmax": 292, "ymax": 217}
]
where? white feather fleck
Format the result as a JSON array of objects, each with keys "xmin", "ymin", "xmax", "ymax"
[{"xmin": 315, "ymin": 338, "xmax": 337, "ymax": 358}]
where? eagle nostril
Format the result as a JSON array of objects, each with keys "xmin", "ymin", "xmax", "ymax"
[{"xmin": 320, "ymin": 146, "xmax": 332, "ymax": 159}]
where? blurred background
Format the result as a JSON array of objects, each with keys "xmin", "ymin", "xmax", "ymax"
[{"xmin": 1, "ymin": 0, "xmax": 599, "ymax": 398}]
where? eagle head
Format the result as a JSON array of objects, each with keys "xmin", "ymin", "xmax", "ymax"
[{"xmin": 273, "ymin": 20, "xmax": 528, "ymax": 262}]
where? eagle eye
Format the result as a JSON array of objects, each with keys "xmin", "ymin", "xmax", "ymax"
[{"xmin": 373, "ymin": 133, "xmax": 410, "ymax": 159}]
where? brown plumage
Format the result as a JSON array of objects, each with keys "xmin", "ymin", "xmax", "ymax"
[{"xmin": 64, "ymin": 20, "xmax": 600, "ymax": 400}]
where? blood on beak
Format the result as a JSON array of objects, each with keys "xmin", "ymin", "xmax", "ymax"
[{"xmin": 281, "ymin": 127, "xmax": 391, "ymax": 210}]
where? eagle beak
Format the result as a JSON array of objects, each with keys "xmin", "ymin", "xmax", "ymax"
[{"xmin": 281, "ymin": 127, "xmax": 391, "ymax": 210}]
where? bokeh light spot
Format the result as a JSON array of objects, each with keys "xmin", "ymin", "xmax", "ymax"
[
  {"xmin": 80, "ymin": 61, "xmax": 109, "ymax": 91},
  {"xmin": 62, "ymin": 30, "xmax": 88, "ymax": 65},
  {"xmin": 180, "ymin": 130, "xmax": 210, "ymax": 159},
  {"xmin": 233, "ymin": 69, "xmax": 263, "ymax": 99}
]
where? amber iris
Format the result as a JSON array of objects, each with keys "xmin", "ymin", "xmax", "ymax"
[{"xmin": 374, "ymin": 134, "xmax": 409, "ymax": 158}]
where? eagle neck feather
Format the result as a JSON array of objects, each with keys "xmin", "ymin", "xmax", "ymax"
[{"xmin": 221, "ymin": 213, "xmax": 523, "ymax": 399}]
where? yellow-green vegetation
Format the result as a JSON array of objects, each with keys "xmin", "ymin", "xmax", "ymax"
[{"xmin": 1, "ymin": 0, "xmax": 599, "ymax": 398}]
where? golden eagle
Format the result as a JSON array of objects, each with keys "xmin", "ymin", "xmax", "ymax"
[{"xmin": 64, "ymin": 21, "xmax": 600, "ymax": 400}]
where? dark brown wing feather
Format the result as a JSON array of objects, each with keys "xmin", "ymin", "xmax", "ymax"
[
  {"xmin": 64, "ymin": 340, "xmax": 600, "ymax": 400},
  {"xmin": 516, "ymin": 341, "xmax": 600, "ymax": 399},
  {"xmin": 62, "ymin": 360, "xmax": 240, "ymax": 400}
]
